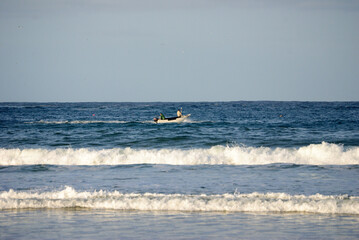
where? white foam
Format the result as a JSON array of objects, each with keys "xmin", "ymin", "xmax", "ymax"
[
  {"xmin": 1, "ymin": 143, "xmax": 358, "ymax": 166},
  {"xmin": 27, "ymin": 120, "xmax": 126, "ymax": 124},
  {"xmin": 27, "ymin": 119, "xmax": 200, "ymax": 124},
  {"xmin": 1, "ymin": 186, "xmax": 358, "ymax": 214}
]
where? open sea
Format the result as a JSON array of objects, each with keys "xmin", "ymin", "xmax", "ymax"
[{"xmin": 0, "ymin": 101, "xmax": 359, "ymax": 239}]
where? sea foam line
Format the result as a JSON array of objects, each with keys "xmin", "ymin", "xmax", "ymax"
[
  {"xmin": 1, "ymin": 142, "xmax": 358, "ymax": 166},
  {"xmin": 26, "ymin": 120, "xmax": 190, "ymax": 124},
  {"xmin": 1, "ymin": 186, "xmax": 358, "ymax": 214},
  {"xmin": 27, "ymin": 120, "xmax": 126, "ymax": 124}
]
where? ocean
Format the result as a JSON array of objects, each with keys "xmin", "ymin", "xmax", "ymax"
[{"xmin": 0, "ymin": 101, "xmax": 358, "ymax": 239}]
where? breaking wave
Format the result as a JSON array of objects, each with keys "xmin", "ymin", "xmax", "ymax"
[
  {"xmin": 26, "ymin": 119, "xmax": 192, "ymax": 124},
  {"xmin": 1, "ymin": 186, "xmax": 358, "ymax": 214},
  {"xmin": 1, "ymin": 142, "xmax": 358, "ymax": 166},
  {"xmin": 27, "ymin": 120, "xmax": 126, "ymax": 124}
]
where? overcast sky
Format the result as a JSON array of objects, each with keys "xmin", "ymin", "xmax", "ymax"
[{"xmin": 1, "ymin": 0, "xmax": 358, "ymax": 102}]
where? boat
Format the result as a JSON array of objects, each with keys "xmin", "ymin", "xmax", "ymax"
[{"xmin": 154, "ymin": 114, "xmax": 191, "ymax": 123}]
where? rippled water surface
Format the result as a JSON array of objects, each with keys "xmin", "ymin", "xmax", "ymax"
[{"xmin": 1, "ymin": 102, "xmax": 358, "ymax": 239}]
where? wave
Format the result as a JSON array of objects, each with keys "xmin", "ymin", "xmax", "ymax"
[
  {"xmin": 26, "ymin": 119, "xmax": 193, "ymax": 124},
  {"xmin": 27, "ymin": 120, "xmax": 126, "ymax": 124},
  {"xmin": 1, "ymin": 143, "xmax": 358, "ymax": 166},
  {"xmin": 0, "ymin": 186, "xmax": 358, "ymax": 214}
]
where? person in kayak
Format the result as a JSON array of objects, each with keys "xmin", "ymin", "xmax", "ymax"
[
  {"xmin": 160, "ymin": 113, "xmax": 165, "ymax": 120},
  {"xmin": 177, "ymin": 109, "xmax": 182, "ymax": 117}
]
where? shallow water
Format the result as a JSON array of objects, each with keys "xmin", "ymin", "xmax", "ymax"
[{"xmin": 1, "ymin": 210, "xmax": 359, "ymax": 240}]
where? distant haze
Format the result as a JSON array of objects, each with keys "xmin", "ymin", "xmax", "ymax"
[{"xmin": 1, "ymin": 0, "xmax": 358, "ymax": 102}]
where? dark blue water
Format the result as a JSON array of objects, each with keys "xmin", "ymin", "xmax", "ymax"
[
  {"xmin": 1, "ymin": 101, "xmax": 358, "ymax": 149},
  {"xmin": 1, "ymin": 102, "xmax": 359, "ymax": 239}
]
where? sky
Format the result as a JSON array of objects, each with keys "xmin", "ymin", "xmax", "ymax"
[{"xmin": 0, "ymin": 0, "xmax": 359, "ymax": 102}]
